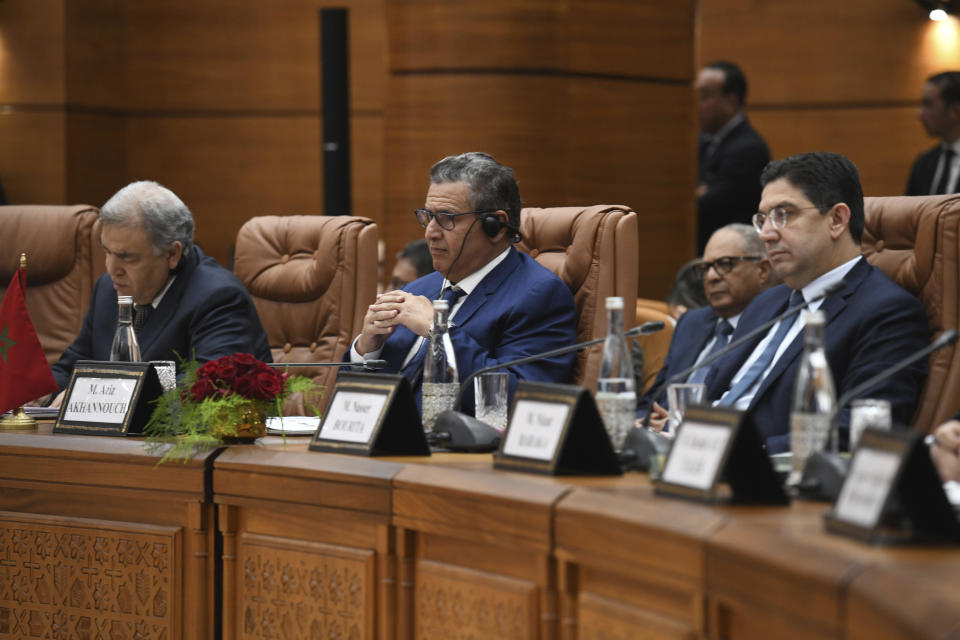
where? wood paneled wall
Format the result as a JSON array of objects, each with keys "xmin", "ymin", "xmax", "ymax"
[
  {"xmin": 1, "ymin": 0, "xmax": 697, "ymax": 298},
  {"xmin": 700, "ymin": 0, "xmax": 960, "ymax": 197}
]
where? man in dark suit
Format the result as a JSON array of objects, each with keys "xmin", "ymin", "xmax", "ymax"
[
  {"xmin": 906, "ymin": 71, "xmax": 960, "ymax": 196},
  {"xmin": 706, "ymin": 152, "xmax": 930, "ymax": 453},
  {"xmin": 697, "ymin": 61, "xmax": 771, "ymax": 254},
  {"xmin": 349, "ymin": 152, "xmax": 577, "ymax": 413},
  {"xmin": 48, "ymin": 180, "xmax": 271, "ymax": 399},
  {"xmin": 639, "ymin": 223, "xmax": 771, "ymax": 428}
]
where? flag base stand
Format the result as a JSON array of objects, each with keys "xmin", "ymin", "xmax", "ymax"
[{"xmin": 0, "ymin": 407, "xmax": 37, "ymax": 431}]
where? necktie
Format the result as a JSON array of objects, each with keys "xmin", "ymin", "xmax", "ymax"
[
  {"xmin": 717, "ymin": 291, "xmax": 803, "ymax": 407},
  {"xmin": 401, "ymin": 286, "xmax": 466, "ymax": 389},
  {"xmin": 133, "ymin": 304, "xmax": 153, "ymax": 334},
  {"xmin": 688, "ymin": 319, "xmax": 733, "ymax": 384},
  {"xmin": 934, "ymin": 148, "xmax": 955, "ymax": 195}
]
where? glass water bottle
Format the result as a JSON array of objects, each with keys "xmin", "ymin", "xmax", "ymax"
[
  {"xmin": 789, "ymin": 310, "xmax": 835, "ymax": 481},
  {"xmin": 110, "ymin": 295, "xmax": 142, "ymax": 362},
  {"xmin": 596, "ymin": 296, "xmax": 636, "ymax": 451},
  {"xmin": 421, "ymin": 299, "xmax": 458, "ymax": 432}
]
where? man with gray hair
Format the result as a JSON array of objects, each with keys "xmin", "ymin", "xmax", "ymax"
[
  {"xmin": 349, "ymin": 152, "xmax": 577, "ymax": 413},
  {"xmin": 48, "ymin": 180, "xmax": 271, "ymax": 394},
  {"xmin": 639, "ymin": 223, "xmax": 772, "ymax": 430}
]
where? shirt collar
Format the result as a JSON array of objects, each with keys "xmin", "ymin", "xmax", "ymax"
[
  {"xmin": 703, "ymin": 111, "xmax": 745, "ymax": 146},
  {"xmin": 943, "ymin": 139, "xmax": 960, "ymax": 155},
  {"xmin": 799, "ymin": 255, "xmax": 861, "ymax": 305},
  {"xmin": 440, "ymin": 247, "xmax": 512, "ymax": 297},
  {"xmin": 150, "ymin": 275, "xmax": 177, "ymax": 309}
]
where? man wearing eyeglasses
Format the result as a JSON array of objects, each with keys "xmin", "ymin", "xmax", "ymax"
[
  {"xmin": 639, "ymin": 224, "xmax": 772, "ymax": 430},
  {"xmin": 347, "ymin": 152, "xmax": 577, "ymax": 413},
  {"xmin": 704, "ymin": 152, "xmax": 929, "ymax": 453}
]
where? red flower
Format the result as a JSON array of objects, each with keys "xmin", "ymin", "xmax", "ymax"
[
  {"xmin": 232, "ymin": 353, "xmax": 258, "ymax": 375},
  {"xmin": 255, "ymin": 371, "xmax": 282, "ymax": 399},
  {"xmin": 216, "ymin": 360, "xmax": 238, "ymax": 385},
  {"xmin": 234, "ymin": 375, "xmax": 259, "ymax": 399},
  {"xmin": 191, "ymin": 377, "xmax": 216, "ymax": 402}
]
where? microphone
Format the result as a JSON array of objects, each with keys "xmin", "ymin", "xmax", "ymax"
[
  {"xmin": 269, "ymin": 359, "xmax": 387, "ymax": 370},
  {"xmin": 641, "ymin": 281, "xmax": 845, "ymax": 429},
  {"xmin": 797, "ymin": 328, "xmax": 959, "ymax": 501},
  {"xmin": 428, "ymin": 321, "xmax": 666, "ymax": 452}
]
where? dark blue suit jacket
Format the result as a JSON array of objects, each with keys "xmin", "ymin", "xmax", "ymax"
[
  {"xmin": 51, "ymin": 246, "xmax": 272, "ymax": 389},
  {"xmin": 697, "ymin": 117, "xmax": 771, "ymax": 253},
  {"xmin": 705, "ymin": 258, "xmax": 930, "ymax": 453},
  {"xmin": 637, "ymin": 306, "xmax": 718, "ymax": 415},
  {"xmin": 370, "ymin": 248, "xmax": 577, "ymax": 413}
]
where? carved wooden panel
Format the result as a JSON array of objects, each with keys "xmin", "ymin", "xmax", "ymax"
[
  {"xmin": 415, "ymin": 559, "xmax": 538, "ymax": 640},
  {"xmin": 0, "ymin": 514, "xmax": 180, "ymax": 640},
  {"xmin": 238, "ymin": 533, "xmax": 374, "ymax": 640}
]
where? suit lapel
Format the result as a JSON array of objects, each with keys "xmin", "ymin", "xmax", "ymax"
[
  {"xmin": 748, "ymin": 258, "xmax": 867, "ymax": 405},
  {"xmin": 136, "ymin": 249, "xmax": 200, "ymax": 356},
  {"xmin": 448, "ymin": 249, "xmax": 520, "ymax": 328}
]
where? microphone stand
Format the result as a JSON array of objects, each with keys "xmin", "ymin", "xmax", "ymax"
[
  {"xmin": 429, "ymin": 321, "xmax": 666, "ymax": 452},
  {"xmin": 797, "ymin": 329, "xmax": 959, "ymax": 502}
]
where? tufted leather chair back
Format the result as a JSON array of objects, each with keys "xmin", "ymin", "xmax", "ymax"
[
  {"xmin": 517, "ymin": 205, "xmax": 639, "ymax": 391},
  {"xmin": 0, "ymin": 205, "xmax": 105, "ymax": 365},
  {"xmin": 862, "ymin": 194, "xmax": 960, "ymax": 432},
  {"xmin": 233, "ymin": 215, "xmax": 379, "ymax": 413}
]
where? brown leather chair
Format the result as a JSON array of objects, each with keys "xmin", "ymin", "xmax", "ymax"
[
  {"xmin": 862, "ymin": 194, "xmax": 960, "ymax": 433},
  {"xmin": 0, "ymin": 205, "xmax": 104, "ymax": 365},
  {"xmin": 233, "ymin": 215, "xmax": 378, "ymax": 413},
  {"xmin": 634, "ymin": 299, "xmax": 676, "ymax": 394},
  {"xmin": 517, "ymin": 205, "xmax": 639, "ymax": 391}
]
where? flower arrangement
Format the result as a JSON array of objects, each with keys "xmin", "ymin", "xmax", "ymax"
[{"xmin": 145, "ymin": 352, "xmax": 319, "ymax": 463}]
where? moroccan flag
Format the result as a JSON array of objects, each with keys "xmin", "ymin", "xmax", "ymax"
[{"xmin": 0, "ymin": 264, "xmax": 58, "ymax": 414}]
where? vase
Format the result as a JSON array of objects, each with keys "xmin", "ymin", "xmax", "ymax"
[{"xmin": 212, "ymin": 406, "xmax": 266, "ymax": 444}]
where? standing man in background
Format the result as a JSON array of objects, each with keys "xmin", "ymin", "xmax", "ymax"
[
  {"xmin": 907, "ymin": 71, "xmax": 960, "ymax": 196},
  {"xmin": 697, "ymin": 61, "xmax": 771, "ymax": 254}
]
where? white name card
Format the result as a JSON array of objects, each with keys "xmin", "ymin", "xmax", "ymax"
[
  {"xmin": 61, "ymin": 377, "xmax": 137, "ymax": 424},
  {"xmin": 832, "ymin": 447, "xmax": 901, "ymax": 529},
  {"xmin": 660, "ymin": 420, "xmax": 732, "ymax": 490},
  {"xmin": 318, "ymin": 391, "xmax": 388, "ymax": 444},
  {"xmin": 501, "ymin": 399, "xmax": 570, "ymax": 461}
]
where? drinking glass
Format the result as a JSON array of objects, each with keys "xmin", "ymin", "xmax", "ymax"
[
  {"xmin": 666, "ymin": 383, "xmax": 705, "ymax": 431},
  {"xmin": 849, "ymin": 398, "xmax": 891, "ymax": 449},
  {"xmin": 474, "ymin": 372, "xmax": 510, "ymax": 432}
]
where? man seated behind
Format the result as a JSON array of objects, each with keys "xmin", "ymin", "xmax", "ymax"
[
  {"xmin": 705, "ymin": 152, "xmax": 930, "ymax": 453},
  {"xmin": 48, "ymin": 180, "xmax": 271, "ymax": 403},
  {"xmin": 640, "ymin": 223, "xmax": 772, "ymax": 430},
  {"xmin": 349, "ymin": 152, "xmax": 577, "ymax": 413}
]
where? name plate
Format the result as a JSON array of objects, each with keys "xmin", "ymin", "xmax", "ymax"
[
  {"xmin": 655, "ymin": 404, "xmax": 788, "ymax": 504},
  {"xmin": 659, "ymin": 420, "xmax": 733, "ymax": 491},
  {"xmin": 54, "ymin": 361, "xmax": 162, "ymax": 436},
  {"xmin": 500, "ymin": 398, "xmax": 570, "ymax": 461},
  {"xmin": 309, "ymin": 372, "xmax": 429, "ymax": 456},
  {"xmin": 825, "ymin": 428, "xmax": 960, "ymax": 543},
  {"xmin": 318, "ymin": 390, "xmax": 389, "ymax": 444},
  {"xmin": 494, "ymin": 381, "xmax": 620, "ymax": 476}
]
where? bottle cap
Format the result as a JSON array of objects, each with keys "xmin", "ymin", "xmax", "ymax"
[
  {"xmin": 117, "ymin": 295, "xmax": 133, "ymax": 304},
  {"xmin": 605, "ymin": 296, "xmax": 624, "ymax": 311},
  {"xmin": 803, "ymin": 309, "xmax": 825, "ymax": 324},
  {"xmin": 432, "ymin": 299, "xmax": 449, "ymax": 311}
]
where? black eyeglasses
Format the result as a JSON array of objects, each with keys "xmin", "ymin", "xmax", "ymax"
[
  {"xmin": 693, "ymin": 255, "xmax": 763, "ymax": 279},
  {"xmin": 752, "ymin": 205, "xmax": 822, "ymax": 233},
  {"xmin": 414, "ymin": 208, "xmax": 497, "ymax": 230}
]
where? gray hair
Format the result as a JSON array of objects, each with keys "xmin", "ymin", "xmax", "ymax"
[
  {"xmin": 429, "ymin": 152, "xmax": 522, "ymax": 234},
  {"xmin": 99, "ymin": 180, "xmax": 195, "ymax": 255},
  {"xmin": 720, "ymin": 223, "xmax": 765, "ymax": 257}
]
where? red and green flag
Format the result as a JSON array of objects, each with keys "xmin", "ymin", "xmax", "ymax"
[{"xmin": 0, "ymin": 263, "xmax": 58, "ymax": 414}]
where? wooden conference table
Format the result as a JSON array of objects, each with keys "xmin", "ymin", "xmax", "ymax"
[{"xmin": 1, "ymin": 424, "xmax": 958, "ymax": 640}]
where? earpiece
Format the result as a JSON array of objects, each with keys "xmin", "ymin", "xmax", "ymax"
[{"xmin": 481, "ymin": 213, "xmax": 505, "ymax": 238}]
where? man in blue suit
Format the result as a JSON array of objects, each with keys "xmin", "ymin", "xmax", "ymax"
[
  {"xmin": 348, "ymin": 152, "xmax": 577, "ymax": 413},
  {"xmin": 706, "ymin": 152, "xmax": 930, "ymax": 453},
  {"xmin": 639, "ymin": 223, "xmax": 771, "ymax": 429},
  {"xmin": 47, "ymin": 181, "xmax": 271, "ymax": 401}
]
